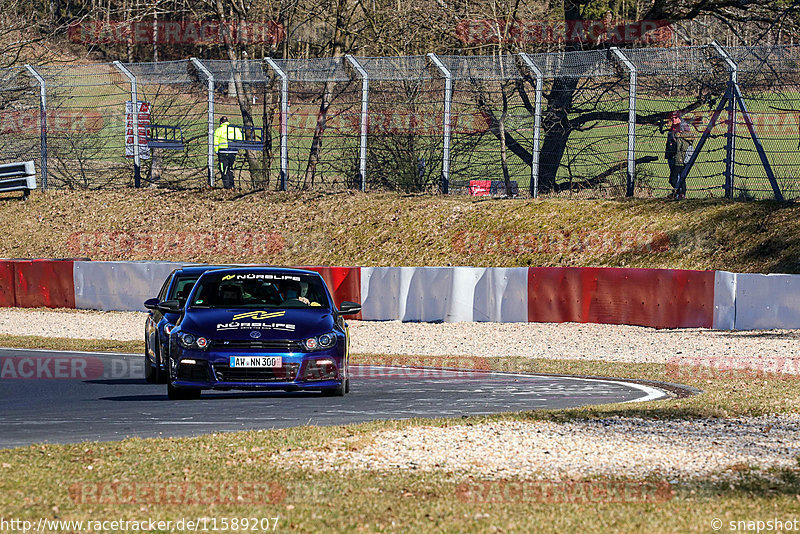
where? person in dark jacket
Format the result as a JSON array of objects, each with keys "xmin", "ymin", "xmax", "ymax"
[{"xmin": 665, "ymin": 112, "xmax": 694, "ymax": 199}]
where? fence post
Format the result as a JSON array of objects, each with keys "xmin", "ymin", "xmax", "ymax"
[
  {"xmin": 611, "ymin": 47, "xmax": 637, "ymax": 197},
  {"xmin": 191, "ymin": 58, "xmax": 215, "ymax": 188},
  {"xmin": 345, "ymin": 54, "xmax": 369, "ymax": 192},
  {"xmin": 113, "ymin": 61, "xmax": 141, "ymax": 188},
  {"xmin": 427, "ymin": 53, "xmax": 452, "ymax": 194},
  {"xmin": 712, "ymin": 41, "xmax": 738, "ymax": 199},
  {"xmin": 265, "ymin": 57, "xmax": 288, "ymax": 191},
  {"xmin": 24, "ymin": 65, "xmax": 47, "ymax": 190},
  {"xmin": 518, "ymin": 53, "xmax": 543, "ymax": 198}
]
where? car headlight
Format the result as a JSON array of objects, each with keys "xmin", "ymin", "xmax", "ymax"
[
  {"xmin": 178, "ymin": 332, "xmax": 209, "ymax": 350},
  {"xmin": 302, "ymin": 332, "xmax": 337, "ymax": 351}
]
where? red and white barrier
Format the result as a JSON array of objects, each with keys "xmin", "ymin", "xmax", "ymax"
[
  {"xmin": 294, "ymin": 266, "xmax": 362, "ymax": 320},
  {"xmin": 527, "ymin": 267, "xmax": 715, "ymax": 329},
  {"xmin": 2, "ymin": 259, "xmax": 799, "ymax": 330},
  {"xmin": 0, "ymin": 259, "xmax": 77, "ymax": 308}
]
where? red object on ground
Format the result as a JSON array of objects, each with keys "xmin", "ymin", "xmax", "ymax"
[
  {"xmin": 0, "ymin": 261, "xmax": 15, "ymax": 307},
  {"xmin": 527, "ymin": 267, "xmax": 714, "ymax": 329},
  {"xmin": 13, "ymin": 260, "xmax": 76, "ymax": 308},
  {"xmin": 295, "ymin": 266, "xmax": 362, "ymax": 320},
  {"xmin": 468, "ymin": 180, "xmax": 491, "ymax": 196}
]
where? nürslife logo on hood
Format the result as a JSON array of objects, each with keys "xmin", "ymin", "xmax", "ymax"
[
  {"xmin": 221, "ymin": 273, "xmax": 300, "ymax": 281},
  {"xmin": 217, "ymin": 310, "xmax": 296, "ymax": 332}
]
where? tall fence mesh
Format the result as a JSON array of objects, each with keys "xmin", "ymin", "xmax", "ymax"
[
  {"xmin": 0, "ymin": 68, "xmax": 40, "ymax": 173},
  {"xmin": 4, "ymin": 44, "xmax": 800, "ymax": 200}
]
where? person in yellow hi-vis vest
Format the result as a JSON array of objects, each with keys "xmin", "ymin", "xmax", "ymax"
[{"xmin": 213, "ymin": 116, "xmax": 243, "ymax": 189}]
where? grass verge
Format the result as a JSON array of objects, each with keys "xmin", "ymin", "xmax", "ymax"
[
  {"xmin": 0, "ymin": 338, "xmax": 799, "ymax": 532},
  {"xmin": 0, "ymin": 334, "xmax": 142, "ymax": 354}
]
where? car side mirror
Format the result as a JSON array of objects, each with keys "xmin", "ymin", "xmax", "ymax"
[
  {"xmin": 143, "ymin": 297, "xmax": 159, "ymax": 310},
  {"xmin": 337, "ymin": 301, "xmax": 361, "ymax": 316},
  {"xmin": 157, "ymin": 299, "xmax": 182, "ymax": 314}
]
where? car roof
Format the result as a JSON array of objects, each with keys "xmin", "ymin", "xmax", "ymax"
[{"xmin": 173, "ymin": 265, "xmax": 231, "ymax": 276}]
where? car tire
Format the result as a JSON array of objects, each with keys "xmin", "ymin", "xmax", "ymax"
[
  {"xmin": 144, "ymin": 337, "xmax": 158, "ymax": 384},
  {"xmin": 154, "ymin": 342, "xmax": 168, "ymax": 384},
  {"xmin": 322, "ymin": 381, "xmax": 346, "ymax": 397},
  {"xmin": 166, "ymin": 357, "xmax": 201, "ymax": 400},
  {"xmin": 344, "ymin": 378, "xmax": 350, "ymax": 394}
]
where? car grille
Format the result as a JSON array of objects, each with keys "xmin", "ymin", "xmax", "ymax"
[
  {"xmin": 210, "ymin": 339, "xmax": 302, "ymax": 351},
  {"xmin": 212, "ymin": 363, "xmax": 300, "ymax": 382}
]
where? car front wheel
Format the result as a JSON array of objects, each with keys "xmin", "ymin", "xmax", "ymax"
[
  {"xmin": 321, "ymin": 380, "xmax": 346, "ymax": 397},
  {"xmin": 166, "ymin": 357, "xmax": 201, "ymax": 400}
]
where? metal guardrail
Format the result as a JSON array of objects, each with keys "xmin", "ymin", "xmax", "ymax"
[{"xmin": 0, "ymin": 161, "xmax": 37, "ymax": 198}]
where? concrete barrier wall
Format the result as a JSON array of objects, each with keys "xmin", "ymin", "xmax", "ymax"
[
  {"xmin": 4, "ymin": 259, "xmax": 800, "ymax": 330},
  {"xmin": 360, "ymin": 266, "xmax": 528, "ymax": 322},
  {"xmin": 73, "ymin": 261, "xmax": 187, "ymax": 312},
  {"xmin": 712, "ymin": 271, "xmax": 737, "ymax": 330},
  {"xmin": 733, "ymin": 273, "xmax": 800, "ymax": 330}
]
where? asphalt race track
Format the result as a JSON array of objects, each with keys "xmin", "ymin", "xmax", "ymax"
[{"xmin": 0, "ymin": 348, "xmax": 669, "ymax": 448}]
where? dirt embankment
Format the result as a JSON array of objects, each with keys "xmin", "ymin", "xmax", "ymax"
[{"xmin": 0, "ymin": 189, "xmax": 797, "ymax": 273}]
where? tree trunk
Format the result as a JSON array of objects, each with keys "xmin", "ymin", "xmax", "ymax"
[
  {"xmin": 498, "ymin": 83, "xmax": 512, "ymax": 196},
  {"xmin": 536, "ymin": 0, "xmax": 583, "ymax": 193},
  {"xmin": 537, "ymin": 76, "xmax": 579, "ymax": 192},
  {"xmin": 302, "ymin": 0, "xmax": 348, "ymax": 188},
  {"xmin": 214, "ymin": 0, "xmax": 263, "ymax": 187},
  {"xmin": 226, "ymin": 55, "xmax": 264, "ymax": 187},
  {"xmin": 303, "ymin": 81, "xmax": 333, "ymax": 189},
  {"xmin": 150, "ymin": 148, "xmax": 162, "ymax": 184}
]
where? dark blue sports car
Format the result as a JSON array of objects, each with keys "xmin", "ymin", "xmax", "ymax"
[
  {"xmin": 143, "ymin": 265, "xmax": 227, "ymax": 384},
  {"xmin": 157, "ymin": 267, "xmax": 360, "ymax": 400}
]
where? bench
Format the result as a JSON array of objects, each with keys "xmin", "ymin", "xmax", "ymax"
[
  {"xmin": 0, "ymin": 161, "xmax": 37, "ymax": 199},
  {"xmin": 146, "ymin": 125, "xmax": 185, "ymax": 150},
  {"xmin": 226, "ymin": 124, "xmax": 264, "ymax": 151}
]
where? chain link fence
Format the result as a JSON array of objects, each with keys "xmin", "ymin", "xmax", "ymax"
[{"xmin": 2, "ymin": 43, "xmax": 799, "ymax": 199}]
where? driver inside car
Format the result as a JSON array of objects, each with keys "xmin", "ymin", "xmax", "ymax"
[{"xmin": 280, "ymin": 280, "xmax": 320, "ymax": 306}]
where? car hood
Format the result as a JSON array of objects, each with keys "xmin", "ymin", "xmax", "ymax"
[{"xmin": 179, "ymin": 307, "xmax": 335, "ymax": 340}]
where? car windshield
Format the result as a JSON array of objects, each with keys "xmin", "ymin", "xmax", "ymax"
[
  {"xmin": 189, "ymin": 272, "xmax": 330, "ymax": 309},
  {"xmin": 169, "ymin": 276, "xmax": 200, "ymax": 306}
]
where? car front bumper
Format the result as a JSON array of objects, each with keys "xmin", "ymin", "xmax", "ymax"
[{"xmin": 170, "ymin": 348, "xmax": 345, "ymax": 390}]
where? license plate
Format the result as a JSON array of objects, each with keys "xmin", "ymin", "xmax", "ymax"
[{"xmin": 229, "ymin": 356, "xmax": 282, "ymax": 368}]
